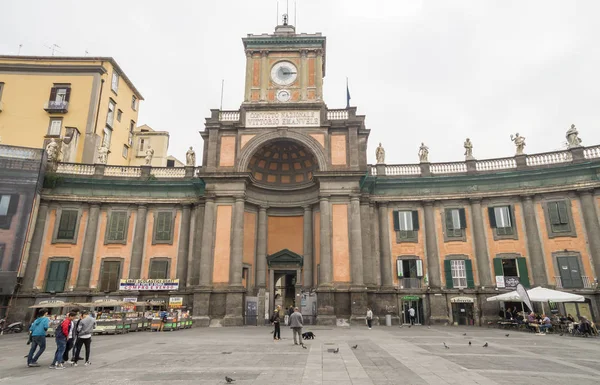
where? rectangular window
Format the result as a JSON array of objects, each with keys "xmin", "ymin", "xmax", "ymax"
[
  {"xmin": 0, "ymin": 244, "xmax": 5, "ymax": 271},
  {"xmin": 130, "ymin": 120, "xmax": 135, "ymax": 133},
  {"xmin": 103, "ymin": 126, "xmax": 112, "ymax": 148},
  {"xmin": 131, "ymin": 95, "xmax": 137, "ymax": 111},
  {"xmin": 166, "ymin": 159, "xmax": 175, "ymax": 167},
  {"xmin": 557, "ymin": 256, "xmax": 583, "ymax": 289},
  {"xmin": 0, "ymin": 194, "xmax": 19, "ymax": 229},
  {"xmin": 445, "ymin": 208, "xmax": 466, "ymax": 238},
  {"xmin": 56, "ymin": 210, "xmax": 78, "ymax": 240},
  {"xmin": 106, "ymin": 100, "xmax": 116, "ymax": 127},
  {"xmin": 154, "ymin": 212, "xmax": 173, "ymax": 242},
  {"xmin": 48, "ymin": 86, "xmax": 71, "ymax": 104},
  {"xmin": 106, "ymin": 211, "xmax": 128, "ymax": 242},
  {"xmin": 48, "ymin": 119, "xmax": 62, "ymax": 136},
  {"xmin": 0, "ymin": 82, "xmax": 4, "ymax": 102},
  {"xmin": 548, "ymin": 201, "xmax": 570, "ymax": 233},
  {"xmin": 490, "ymin": 206, "xmax": 514, "ymax": 236},
  {"xmin": 393, "ymin": 210, "xmax": 419, "ymax": 241},
  {"xmin": 45, "ymin": 260, "xmax": 69, "ymax": 293},
  {"xmin": 451, "ymin": 260, "xmax": 467, "ymax": 288},
  {"xmin": 116, "ymin": 109, "xmax": 122, "ymax": 122},
  {"xmin": 149, "ymin": 260, "xmax": 169, "ymax": 279},
  {"xmin": 111, "ymin": 72, "xmax": 119, "ymax": 93},
  {"xmin": 122, "ymin": 145, "xmax": 129, "ymax": 159},
  {"xmin": 0, "ymin": 195, "xmax": 10, "ymax": 216},
  {"xmin": 493, "ymin": 257, "xmax": 530, "ymax": 288},
  {"xmin": 138, "ymin": 138, "xmax": 145, "ymax": 153},
  {"xmin": 100, "ymin": 261, "xmax": 121, "ymax": 292}
]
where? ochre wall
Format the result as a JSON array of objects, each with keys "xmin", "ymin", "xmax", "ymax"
[
  {"xmin": 435, "ymin": 206, "xmax": 478, "ymax": 286},
  {"xmin": 388, "ymin": 209, "xmax": 427, "ymax": 286},
  {"xmin": 330, "ymin": 134, "xmax": 347, "ymax": 166},
  {"xmin": 483, "ymin": 203, "xmax": 531, "ymax": 283},
  {"xmin": 243, "ymin": 211, "xmax": 257, "ymax": 287},
  {"xmin": 536, "ymin": 199, "xmax": 594, "ymax": 282},
  {"xmin": 141, "ymin": 209, "xmax": 181, "ymax": 279},
  {"xmin": 90, "ymin": 210, "xmax": 135, "ymax": 288},
  {"xmin": 309, "ymin": 133, "xmax": 325, "ymax": 148},
  {"xmin": 332, "ymin": 204, "xmax": 350, "ymax": 283},
  {"xmin": 267, "ymin": 216, "xmax": 303, "ymax": 256},
  {"xmin": 219, "ymin": 136, "xmax": 236, "ymax": 167},
  {"xmin": 240, "ymin": 134, "xmax": 255, "ymax": 150},
  {"xmin": 212, "ymin": 205, "xmax": 233, "ymax": 283},
  {"xmin": 313, "ymin": 211, "xmax": 320, "ymax": 287},
  {"xmin": 34, "ymin": 208, "xmax": 88, "ymax": 290}
]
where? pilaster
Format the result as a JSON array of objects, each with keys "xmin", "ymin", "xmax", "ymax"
[
  {"xmin": 521, "ymin": 195, "xmax": 548, "ymax": 285},
  {"xmin": 470, "ymin": 198, "xmax": 492, "ymax": 287},
  {"xmin": 22, "ymin": 202, "xmax": 49, "ymax": 290},
  {"xmin": 128, "ymin": 204, "xmax": 147, "ymax": 279},
  {"xmin": 229, "ymin": 196, "xmax": 245, "ymax": 286},
  {"xmin": 578, "ymin": 190, "xmax": 600, "ymax": 279},
  {"xmin": 76, "ymin": 203, "xmax": 101, "ymax": 290},
  {"xmin": 423, "ymin": 201, "xmax": 441, "ymax": 288},
  {"xmin": 176, "ymin": 204, "xmax": 192, "ymax": 287},
  {"xmin": 378, "ymin": 202, "xmax": 393, "ymax": 288},
  {"xmin": 349, "ymin": 196, "xmax": 364, "ymax": 285},
  {"xmin": 198, "ymin": 198, "xmax": 216, "ymax": 287},
  {"xmin": 319, "ymin": 195, "xmax": 332, "ymax": 286},
  {"xmin": 302, "ymin": 205, "xmax": 313, "ymax": 288}
]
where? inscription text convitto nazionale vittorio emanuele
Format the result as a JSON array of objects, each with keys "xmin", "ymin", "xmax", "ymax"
[{"xmin": 245, "ymin": 110, "xmax": 320, "ymax": 128}]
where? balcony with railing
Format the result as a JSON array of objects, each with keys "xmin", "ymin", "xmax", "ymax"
[
  {"xmin": 397, "ymin": 278, "xmax": 422, "ymax": 289},
  {"xmin": 52, "ymin": 162, "xmax": 201, "ymax": 180},
  {"xmin": 554, "ymin": 276, "xmax": 596, "ymax": 289},
  {"xmin": 218, "ymin": 111, "xmax": 240, "ymax": 122},
  {"xmin": 44, "ymin": 100, "xmax": 69, "ymax": 113}
]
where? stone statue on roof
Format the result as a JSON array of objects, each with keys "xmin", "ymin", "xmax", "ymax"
[
  {"xmin": 375, "ymin": 143, "xmax": 385, "ymax": 164},
  {"xmin": 186, "ymin": 146, "xmax": 196, "ymax": 166},
  {"xmin": 418, "ymin": 142, "xmax": 429, "ymax": 163},
  {"xmin": 97, "ymin": 145, "xmax": 109, "ymax": 164},
  {"xmin": 510, "ymin": 133, "xmax": 526, "ymax": 155},
  {"xmin": 145, "ymin": 145, "xmax": 154, "ymax": 165},
  {"xmin": 464, "ymin": 138, "xmax": 474, "ymax": 160},
  {"xmin": 45, "ymin": 138, "xmax": 60, "ymax": 163},
  {"xmin": 566, "ymin": 124, "xmax": 582, "ymax": 148}
]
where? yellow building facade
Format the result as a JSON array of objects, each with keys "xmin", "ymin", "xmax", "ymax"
[{"xmin": 0, "ymin": 56, "xmax": 143, "ymax": 166}]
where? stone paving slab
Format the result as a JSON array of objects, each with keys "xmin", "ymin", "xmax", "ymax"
[{"xmin": 1, "ymin": 325, "xmax": 599, "ymax": 384}]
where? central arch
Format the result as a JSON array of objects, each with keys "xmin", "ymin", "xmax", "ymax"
[{"xmin": 236, "ymin": 130, "xmax": 328, "ymax": 173}]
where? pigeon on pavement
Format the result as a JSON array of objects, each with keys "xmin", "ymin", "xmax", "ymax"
[
  {"xmin": 468, "ymin": 341, "xmax": 471, "ymax": 346},
  {"xmin": 302, "ymin": 345, "xmax": 307, "ymax": 349},
  {"xmin": 333, "ymin": 348, "xmax": 339, "ymax": 353},
  {"xmin": 225, "ymin": 376, "xmax": 235, "ymax": 383},
  {"xmin": 352, "ymin": 345, "xmax": 358, "ymax": 349},
  {"xmin": 463, "ymin": 333, "xmax": 467, "ymax": 336},
  {"xmin": 443, "ymin": 342, "xmax": 449, "ymax": 349},
  {"xmin": 483, "ymin": 342, "xmax": 488, "ymax": 348},
  {"xmin": 505, "ymin": 334, "xmax": 510, "ymax": 337},
  {"xmin": 559, "ymin": 333, "xmax": 564, "ymax": 336}
]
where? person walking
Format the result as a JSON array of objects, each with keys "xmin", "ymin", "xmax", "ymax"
[
  {"xmin": 289, "ymin": 307, "xmax": 304, "ymax": 346},
  {"xmin": 71, "ymin": 310, "xmax": 95, "ymax": 366},
  {"xmin": 270, "ymin": 306, "xmax": 281, "ymax": 341},
  {"xmin": 366, "ymin": 307, "xmax": 373, "ymax": 329},
  {"xmin": 49, "ymin": 311, "xmax": 76, "ymax": 369},
  {"xmin": 27, "ymin": 308, "xmax": 49, "ymax": 367},
  {"xmin": 62, "ymin": 308, "xmax": 80, "ymax": 364},
  {"xmin": 408, "ymin": 306, "xmax": 416, "ymax": 325}
]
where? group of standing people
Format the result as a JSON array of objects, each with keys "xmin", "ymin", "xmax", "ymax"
[
  {"xmin": 26, "ymin": 308, "xmax": 95, "ymax": 369},
  {"xmin": 270, "ymin": 305, "xmax": 304, "ymax": 345}
]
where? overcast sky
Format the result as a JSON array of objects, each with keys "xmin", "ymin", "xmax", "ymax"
[{"xmin": 3, "ymin": 0, "xmax": 600, "ymax": 164}]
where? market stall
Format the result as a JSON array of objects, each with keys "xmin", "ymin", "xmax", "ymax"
[
  {"xmin": 29, "ymin": 301, "xmax": 79, "ymax": 337},
  {"xmin": 77, "ymin": 300, "xmax": 137, "ymax": 335}
]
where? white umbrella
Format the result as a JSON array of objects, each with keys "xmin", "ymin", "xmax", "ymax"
[
  {"xmin": 526, "ymin": 287, "xmax": 585, "ymax": 303},
  {"xmin": 486, "ymin": 291, "xmax": 521, "ymax": 302}
]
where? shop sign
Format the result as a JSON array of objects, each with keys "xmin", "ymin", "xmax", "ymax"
[
  {"xmin": 169, "ymin": 297, "xmax": 183, "ymax": 308},
  {"xmin": 495, "ymin": 276, "xmax": 505, "ymax": 288},
  {"xmin": 119, "ymin": 279, "xmax": 179, "ymax": 291},
  {"xmin": 245, "ymin": 110, "xmax": 320, "ymax": 128},
  {"xmin": 450, "ymin": 296, "xmax": 474, "ymax": 303},
  {"xmin": 37, "ymin": 299, "xmax": 66, "ymax": 305},
  {"xmin": 123, "ymin": 297, "xmax": 138, "ymax": 303},
  {"xmin": 402, "ymin": 295, "xmax": 420, "ymax": 301}
]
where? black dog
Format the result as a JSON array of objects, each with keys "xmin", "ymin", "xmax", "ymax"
[{"xmin": 302, "ymin": 331, "xmax": 316, "ymax": 340}]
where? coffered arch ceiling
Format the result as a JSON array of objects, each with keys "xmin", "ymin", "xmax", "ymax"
[{"xmin": 247, "ymin": 140, "xmax": 318, "ymax": 186}]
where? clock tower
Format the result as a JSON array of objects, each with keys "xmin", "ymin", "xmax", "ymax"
[{"xmin": 242, "ymin": 19, "xmax": 326, "ymax": 104}]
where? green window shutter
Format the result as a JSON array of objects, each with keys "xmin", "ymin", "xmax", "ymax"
[
  {"xmin": 7, "ymin": 194, "xmax": 19, "ymax": 215},
  {"xmin": 516, "ymin": 257, "xmax": 530, "ymax": 288},
  {"xmin": 488, "ymin": 207, "xmax": 497, "ymax": 228},
  {"xmin": 155, "ymin": 212, "xmax": 172, "ymax": 241},
  {"xmin": 412, "ymin": 211, "xmax": 419, "ymax": 230},
  {"xmin": 108, "ymin": 213, "xmax": 118, "ymax": 240},
  {"xmin": 392, "ymin": 211, "xmax": 400, "ymax": 231},
  {"xmin": 459, "ymin": 208, "xmax": 467, "ymax": 229},
  {"xmin": 557, "ymin": 201, "xmax": 569, "ymax": 224},
  {"xmin": 465, "ymin": 259, "xmax": 475, "ymax": 288},
  {"xmin": 46, "ymin": 261, "xmax": 68, "ymax": 292},
  {"xmin": 116, "ymin": 213, "xmax": 127, "ymax": 240},
  {"xmin": 508, "ymin": 205, "xmax": 515, "ymax": 227},
  {"xmin": 548, "ymin": 202, "xmax": 561, "ymax": 225},
  {"xmin": 493, "ymin": 258, "xmax": 503, "ymax": 277},
  {"xmin": 445, "ymin": 209, "xmax": 454, "ymax": 231},
  {"xmin": 444, "ymin": 260, "xmax": 453, "ymax": 289}
]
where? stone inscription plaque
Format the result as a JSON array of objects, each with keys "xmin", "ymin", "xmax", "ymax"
[{"xmin": 245, "ymin": 110, "xmax": 320, "ymax": 128}]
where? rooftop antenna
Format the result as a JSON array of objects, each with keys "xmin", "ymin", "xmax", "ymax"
[
  {"xmin": 294, "ymin": 0, "xmax": 297, "ymax": 27},
  {"xmin": 276, "ymin": 1, "xmax": 279, "ymax": 25},
  {"xmin": 44, "ymin": 43, "xmax": 61, "ymax": 56},
  {"xmin": 85, "ymin": 50, "xmax": 89, "ymax": 56},
  {"xmin": 18, "ymin": 44, "xmax": 23, "ymax": 55},
  {"xmin": 283, "ymin": 13, "xmax": 288, "ymax": 26}
]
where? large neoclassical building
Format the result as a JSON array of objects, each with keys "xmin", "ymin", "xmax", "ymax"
[{"xmin": 10, "ymin": 22, "xmax": 600, "ymax": 326}]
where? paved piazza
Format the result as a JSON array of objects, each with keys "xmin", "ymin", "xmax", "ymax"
[{"xmin": 1, "ymin": 326, "xmax": 599, "ymax": 385}]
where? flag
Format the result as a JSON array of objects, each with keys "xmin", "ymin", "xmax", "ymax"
[
  {"xmin": 346, "ymin": 77, "xmax": 351, "ymax": 108},
  {"xmin": 515, "ymin": 283, "xmax": 533, "ymax": 312}
]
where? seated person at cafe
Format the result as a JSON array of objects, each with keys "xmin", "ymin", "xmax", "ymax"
[
  {"xmin": 567, "ymin": 314, "xmax": 576, "ymax": 322},
  {"xmin": 527, "ymin": 312, "xmax": 540, "ymax": 333},
  {"xmin": 539, "ymin": 314, "xmax": 552, "ymax": 333},
  {"xmin": 514, "ymin": 312, "xmax": 525, "ymax": 324},
  {"xmin": 505, "ymin": 307, "xmax": 513, "ymax": 320},
  {"xmin": 578, "ymin": 316, "xmax": 592, "ymax": 336}
]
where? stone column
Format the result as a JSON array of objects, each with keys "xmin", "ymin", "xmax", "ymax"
[
  {"xmin": 22, "ymin": 202, "xmax": 49, "ymax": 290},
  {"xmin": 229, "ymin": 196, "xmax": 245, "ymax": 286},
  {"xmin": 319, "ymin": 196, "xmax": 332, "ymax": 285},
  {"xmin": 424, "ymin": 201, "xmax": 441, "ymax": 288},
  {"xmin": 579, "ymin": 190, "xmax": 600, "ymax": 279},
  {"xmin": 176, "ymin": 204, "xmax": 192, "ymax": 287},
  {"xmin": 378, "ymin": 202, "xmax": 393, "ymax": 287},
  {"xmin": 76, "ymin": 203, "xmax": 101, "ymax": 290},
  {"xmin": 470, "ymin": 199, "xmax": 492, "ymax": 287},
  {"xmin": 349, "ymin": 196, "xmax": 364, "ymax": 286},
  {"xmin": 302, "ymin": 205, "xmax": 313, "ymax": 288},
  {"xmin": 260, "ymin": 50, "xmax": 269, "ymax": 101},
  {"xmin": 315, "ymin": 49, "xmax": 323, "ymax": 100},
  {"xmin": 128, "ymin": 204, "xmax": 148, "ymax": 279},
  {"xmin": 244, "ymin": 50, "xmax": 253, "ymax": 102},
  {"xmin": 521, "ymin": 195, "xmax": 548, "ymax": 285},
  {"xmin": 189, "ymin": 203, "xmax": 205, "ymax": 286},
  {"xmin": 370, "ymin": 203, "xmax": 381, "ymax": 286},
  {"xmin": 300, "ymin": 49, "xmax": 308, "ymax": 101},
  {"xmin": 360, "ymin": 201, "xmax": 374, "ymax": 286},
  {"xmin": 198, "ymin": 198, "xmax": 216, "ymax": 287},
  {"xmin": 255, "ymin": 206, "xmax": 268, "ymax": 288}
]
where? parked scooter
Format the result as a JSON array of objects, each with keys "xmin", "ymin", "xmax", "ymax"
[{"xmin": 0, "ymin": 319, "xmax": 24, "ymax": 334}]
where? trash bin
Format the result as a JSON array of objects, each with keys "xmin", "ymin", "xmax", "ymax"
[{"xmin": 385, "ymin": 314, "xmax": 392, "ymax": 327}]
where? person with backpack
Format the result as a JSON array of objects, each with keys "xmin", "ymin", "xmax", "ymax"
[
  {"xmin": 27, "ymin": 308, "xmax": 49, "ymax": 367},
  {"xmin": 270, "ymin": 306, "xmax": 281, "ymax": 341},
  {"xmin": 71, "ymin": 310, "xmax": 95, "ymax": 366},
  {"xmin": 49, "ymin": 311, "xmax": 76, "ymax": 370},
  {"xmin": 159, "ymin": 310, "xmax": 168, "ymax": 332},
  {"xmin": 62, "ymin": 308, "xmax": 80, "ymax": 364}
]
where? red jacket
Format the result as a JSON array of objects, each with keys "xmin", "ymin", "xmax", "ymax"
[{"xmin": 59, "ymin": 319, "xmax": 71, "ymax": 339}]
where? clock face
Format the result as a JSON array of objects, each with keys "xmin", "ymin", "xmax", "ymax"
[
  {"xmin": 276, "ymin": 89, "xmax": 291, "ymax": 102},
  {"xmin": 271, "ymin": 61, "xmax": 298, "ymax": 86}
]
